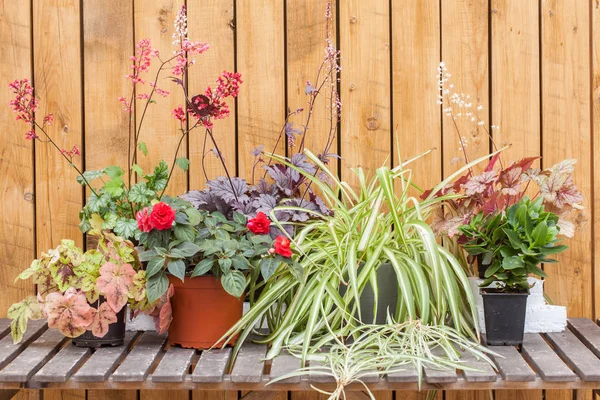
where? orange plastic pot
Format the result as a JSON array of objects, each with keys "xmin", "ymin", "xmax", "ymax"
[{"xmin": 168, "ymin": 275, "xmax": 243, "ymax": 349}]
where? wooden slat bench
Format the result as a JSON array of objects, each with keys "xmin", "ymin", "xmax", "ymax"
[{"xmin": 0, "ymin": 319, "xmax": 600, "ymax": 398}]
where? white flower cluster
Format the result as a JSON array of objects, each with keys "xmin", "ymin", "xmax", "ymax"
[{"xmin": 172, "ymin": 5, "xmax": 188, "ymax": 48}]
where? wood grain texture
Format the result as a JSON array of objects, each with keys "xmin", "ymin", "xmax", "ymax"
[
  {"xmin": 112, "ymin": 332, "xmax": 166, "ymax": 382},
  {"xmin": 487, "ymin": 346, "xmax": 536, "ymax": 382},
  {"xmin": 42, "ymin": 390, "xmax": 85, "ymax": 400},
  {"xmin": 33, "ymin": 0, "xmax": 84, "ymax": 251},
  {"xmin": 546, "ymin": 330, "xmax": 600, "ymax": 381},
  {"xmin": 87, "ymin": 391, "xmax": 137, "ymax": 400},
  {"xmin": 73, "ymin": 331, "xmax": 137, "ymax": 382},
  {"xmin": 286, "ymin": 0, "xmax": 338, "ymax": 172},
  {"xmin": 441, "ymin": 0, "xmax": 489, "ymax": 176},
  {"xmin": 593, "ymin": 0, "xmax": 600, "ymax": 323},
  {"xmin": 0, "ymin": 320, "xmax": 46, "ymax": 370},
  {"xmin": 236, "ymin": 0, "xmax": 285, "ymax": 181},
  {"xmin": 0, "ymin": 0, "xmax": 35, "ymax": 318},
  {"xmin": 34, "ymin": 344, "xmax": 90, "ymax": 382},
  {"xmin": 230, "ymin": 342, "xmax": 267, "ymax": 383},
  {"xmin": 491, "ymin": 0, "xmax": 541, "ymax": 164},
  {"xmin": 521, "ymin": 334, "xmax": 576, "ymax": 382},
  {"xmin": 192, "ymin": 391, "xmax": 238, "ymax": 400},
  {"xmin": 540, "ymin": 0, "xmax": 592, "ymax": 319},
  {"xmin": 339, "ymin": 0, "xmax": 391, "ymax": 187},
  {"xmin": 187, "ymin": 0, "xmax": 236, "ymax": 188},
  {"xmin": 192, "ymin": 348, "xmax": 231, "ymax": 383},
  {"xmin": 391, "ymin": 0, "xmax": 441, "ymax": 189},
  {"xmin": 290, "ymin": 392, "xmax": 330, "ymax": 400},
  {"xmin": 134, "ymin": 0, "xmax": 187, "ymax": 196}
]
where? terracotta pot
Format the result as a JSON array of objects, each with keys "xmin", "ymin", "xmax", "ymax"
[{"xmin": 168, "ymin": 275, "xmax": 243, "ymax": 349}]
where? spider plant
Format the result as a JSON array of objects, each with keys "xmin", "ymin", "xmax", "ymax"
[
  {"xmin": 269, "ymin": 318, "xmax": 495, "ymax": 400},
  {"xmin": 220, "ymin": 148, "xmax": 504, "ymax": 365}
]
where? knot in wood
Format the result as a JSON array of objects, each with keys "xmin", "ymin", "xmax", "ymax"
[
  {"xmin": 350, "ymin": 16, "xmax": 357, "ymax": 24},
  {"xmin": 366, "ymin": 117, "xmax": 380, "ymax": 131},
  {"xmin": 23, "ymin": 192, "xmax": 34, "ymax": 202}
]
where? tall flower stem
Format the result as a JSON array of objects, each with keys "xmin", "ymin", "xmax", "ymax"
[{"xmin": 205, "ymin": 128, "xmax": 239, "ymax": 203}]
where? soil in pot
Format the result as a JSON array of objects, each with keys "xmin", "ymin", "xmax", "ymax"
[
  {"xmin": 73, "ymin": 297, "xmax": 126, "ymax": 348},
  {"xmin": 340, "ymin": 263, "xmax": 398, "ymax": 324},
  {"xmin": 481, "ymin": 288, "xmax": 529, "ymax": 346},
  {"xmin": 168, "ymin": 275, "xmax": 244, "ymax": 349}
]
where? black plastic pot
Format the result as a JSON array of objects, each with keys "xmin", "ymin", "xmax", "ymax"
[
  {"xmin": 476, "ymin": 254, "xmax": 490, "ymax": 279},
  {"xmin": 340, "ymin": 263, "xmax": 398, "ymax": 324},
  {"xmin": 481, "ymin": 288, "xmax": 529, "ymax": 346},
  {"xmin": 72, "ymin": 298, "xmax": 126, "ymax": 348}
]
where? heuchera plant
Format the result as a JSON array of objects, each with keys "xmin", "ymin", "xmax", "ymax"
[
  {"xmin": 7, "ymin": 230, "xmax": 164, "ymax": 343},
  {"xmin": 181, "ymin": 2, "xmax": 340, "ymax": 237}
]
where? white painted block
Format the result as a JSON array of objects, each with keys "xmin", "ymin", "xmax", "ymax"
[
  {"xmin": 470, "ymin": 277, "xmax": 567, "ymax": 333},
  {"xmin": 125, "ymin": 309, "xmax": 155, "ymax": 331}
]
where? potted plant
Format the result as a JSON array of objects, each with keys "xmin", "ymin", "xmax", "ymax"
[
  {"xmin": 459, "ymin": 197, "xmax": 568, "ymax": 345},
  {"xmin": 7, "ymin": 229, "xmax": 152, "ymax": 347}
]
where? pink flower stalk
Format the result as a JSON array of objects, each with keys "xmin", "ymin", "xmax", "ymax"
[
  {"xmin": 43, "ymin": 113, "xmax": 54, "ymax": 126},
  {"xmin": 25, "ymin": 130, "xmax": 38, "ymax": 140},
  {"xmin": 126, "ymin": 39, "xmax": 159, "ymax": 84},
  {"xmin": 189, "ymin": 71, "xmax": 242, "ymax": 129},
  {"xmin": 9, "ymin": 79, "xmax": 38, "ymax": 123},
  {"xmin": 172, "ymin": 105, "xmax": 186, "ymax": 123}
]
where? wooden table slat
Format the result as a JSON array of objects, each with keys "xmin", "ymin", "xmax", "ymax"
[
  {"xmin": 386, "ymin": 364, "xmax": 419, "ymax": 383},
  {"xmin": 34, "ymin": 342, "xmax": 91, "ymax": 382},
  {"xmin": 191, "ymin": 348, "xmax": 231, "ymax": 383},
  {"xmin": 546, "ymin": 329, "xmax": 600, "ymax": 381},
  {"xmin": 151, "ymin": 347, "xmax": 195, "ymax": 383},
  {"xmin": 460, "ymin": 352, "xmax": 497, "ymax": 383},
  {"xmin": 268, "ymin": 351, "xmax": 302, "ymax": 384},
  {"xmin": 0, "ymin": 320, "xmax": 47, "ymax": 370},
  {"xmin": 0, "ymin": 329, "xmax": 66, "ymax": 382},
  {"xmin": 230, "ymin": 342, "xmax": 267, "ymax": 383},
  {"xmin": 112, "ymin": 332, "xmax": 166, "ymax": 382},
  {"xmin": 0, "ymin": 320, "xmax": 13, "ymax": 341},
  {"xmin": 569, "ymin": 318, "xmax": 600, "ymax": 358},
  {"xmin": 423, "ymin": 347, "xmax": 458, "ymax": 384},
  {"xmin": 521, "ymin": 333, "xmax": 576, "ymax": 382},
  {"xmin": 487, "ymin": 345, "xmax": 536, "ymax": 382},
  {"xmin": 73, "ymin": 331, "xmax": 137, "ymax": 382},
  {"xmin": 308, "ymin": 359, "xmax": 335, "ymax": 383}
]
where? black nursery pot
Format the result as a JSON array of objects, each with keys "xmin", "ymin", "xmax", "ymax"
[
  {"xmin": 72, "ymin": 298, "xmax": 126, "ymax": 348},
  {"xmin": 476, "ymin": 254, "xmax": 489, "ymax": 279},
  {"xmin": 481, "ymin": 288, "xmax": 529, "ymax": 346},
  {"xmin": 340, "ymin": 263, "xmax": 398, "ymax": 324}
]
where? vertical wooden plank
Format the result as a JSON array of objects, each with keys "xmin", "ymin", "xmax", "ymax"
[
  {"xmin": 192, "ymin": 392, "xmax": 238, "ymax": 400},
  {"xmin": 441, "ymin": 0, "xmax": 489, "ymax": 176},
  {"xmin": 339, "ymin": 0, "xmax": 391, "ymax": 186},
  {"xmin": 491, "ymin": 0, "xmax": 541, "ymax": 163},
  {"xmin": 592, "ymin": 0, "xmax": 600, "ymax": 324},
  {"xmin": 496, "ymin": 392, "xmax": 544, "ymax": 400},
  {"xmin": 134, "ymin": 0, "xmax": 187, "ymax": 196},
  {"xmin": 0, "ymin": 0, "xmax": 35, "ymax": 318},
  {"xmin": 541, "ymin": 0, "xmax": 592, "ymax": 317},
  {"xmin": 286, "ymin": 0, "xmax": 338, "ymax": 173},
  {"xmin": 391, "ymin": 0, "xmax": 441, "ymax": 190},
  {"xmin": 442, "ymin": 2, "xmax": 488, "ymax": 399},
  {"xmin": 43, "ymin": 390, "xmax": 86, "ymax": 400},
  {"xmin": 187, "ymin": 0, "xmax": 236, "ymax": 188},
  {"xmin": 395, "ymin": 391, "xmax": 443, "ymax": 400},
  {"xmin": 290, "ymin": 392, "xmax": 329, "ymax": 400},
  {"xmin": 83, "ymin": 2, "xmax": 136, "ymax": 400},
  {"xmin": 543, "ymin": 0, "xmax": 593, "ymax": 396},
  {"xmin": 88, "ymin": 391, "xmax": 137, "ymax": 400},
  {"xmin": 491, "ymin": 4, "xmax": 542, "ymax": 400},
  {"xmin": 33, "ymin": 3, "xmax": 83, "ymax": 400},
  {"xmin": 236, "ymin": 0, "xmax": 285, "ymax": 181},
  {"xmin": 33, "ymin": 0, "xmax": 83, "ymax": 249}
]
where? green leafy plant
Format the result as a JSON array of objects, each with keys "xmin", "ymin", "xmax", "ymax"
[
  {"xmin": 459, "ymin": 196, "xmax": 567, "ymax": 292},
  {"xmin": 138, "ymin": 203, "xmax": 298, "ymax": 302},
  {"xmin": 8, "ymin": 230, "xmax": 155, "ymax": 343},
  {"xmin": 219, "ymin": 149, "xmax": 498, "ymax": 364}
]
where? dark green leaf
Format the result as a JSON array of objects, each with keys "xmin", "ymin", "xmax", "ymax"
[
  {"xmin": 220, "ymin": 270, "xmax": 246, "ymax": 297},
  {"xmin": 76, "ymin": 169, "xmax": 105, "ymax": 185},
  {"xmin": 184, "ymin": 207, "xmax": 202, "ymax": 226},
  {"xmin": 218, "ymin": 258, "xmax": 232, "ymax": 273},
  {"xmin": 502, "ymin": 256, "xmax": 524, "ymax": 270},
  {"xmin": 174, "ymin": 224, "xmax": 196, "ymax": 242},
  {"xmin": 138, "ymin": 249, "xmax": 158, "ymax": 262},
  {"xmin": 233, "ymin": 212, "xmax": 247, "ymax": 225},
  {"xmin": 175, "ymin": 241, "xmax": 201, "ymax": 258},
  {"xmin": 260, "ymin": 257, "xmax": 279, "ymax": 281},
  {"xmin": 532, "ymin": 220, "xmax": 548, "ymax": 247},
  {"xmin": 146, "ymin": 272, "xmax": 169, "ymax": 303},
  {"xmin": 192, "ymin": 259, "xmax": 214, "ymax": 277},
  {"xmin": 167, "ymin": 259, "xmax": 186, "ymax": 281},
  {"xmin": 146, "ymin": 256, "xmax": 166, "ymax": 278},
  {"xmin": 113, "ymin": 218, "xmax": 138, "ymax": 239}
]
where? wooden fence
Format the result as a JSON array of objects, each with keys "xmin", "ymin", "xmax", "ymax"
[{"xmin": 1, "ymin": 0, "xmax": 599, "ymax": 399}]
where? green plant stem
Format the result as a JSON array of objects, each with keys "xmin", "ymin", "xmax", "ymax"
[
  {"xmin": 33, "ymin": 122, "xmax": 99, "ymax": 198},
  {"xmin": 205, "ymin": 128, "xmax": 239, "ymax": 203}
]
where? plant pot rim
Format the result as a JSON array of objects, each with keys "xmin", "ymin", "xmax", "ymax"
[{"xmin": 480, "ymin": 287, "xmax": 530, "ymax": 296}]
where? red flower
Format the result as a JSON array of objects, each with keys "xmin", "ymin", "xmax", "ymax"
[
  {"xmin": 136, "ymin": 207, "xmax": 153, "ymax": 232},
  {"xmin": 149, "ymin": 202, "xmax": 176, "ymax": 231},
  {"xmin": 273, "ymin": 236, "xmax": 293, "ymax": 258},
  {"xmin": 247, "ymin": 212, "xmax": 271, "ymax": 234}
]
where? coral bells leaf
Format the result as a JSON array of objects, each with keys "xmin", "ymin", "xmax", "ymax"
[
  {"xmin": 8, "ymin": 296, "xmax": 43, "ymax": 344},
  {"xmin": 274, "ymin": 236, "xmax": 293, "ymax": 258},
  {"xmin": 461, "ymin": 171, "xmax": 497, "ymax": 197},
  {"xmin": 247, "ymin": 212, "xmax": 271, "ymax": 234},
  {"xmin": 96, "ymin": 262, "xmax": 136, "ymax": 313},
  {"xmin": 45, "ymin": 289, "xmax": 94, "ymax": 338},
  {"xmin": 89, "ymin": 302, "xmax": 118, "ymax": 338}
]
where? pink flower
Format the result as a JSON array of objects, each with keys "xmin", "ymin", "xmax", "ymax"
[
  {"xmin": 216, "ymin": 71, "xmax": 243, "ymax": 98},
  {"xmin": 9, "ymin": 79, "xmax": 38, "ymax": 124},
  {"xmin": 25, "ymin": 130, "xmax": 38, "ymax": 140},
  {"xmin": 149, "ymin": 202, "xmax": 176, "ymax": 230},
  {"xmin": 136, "ymin": 207, "xmax": 153, "ymax": 232},
  {"xmin": 172, "ymin": 106, "xmax": 187, "ymax": 123},
  {"xmin": 118, "ymin": 97, "xmax": 132, "ymax": 113},
  {"xmin": 247, "ymin": 212, "xmax": 271, "ymax": 234},
  {"xmin": 273, "ymin": 236, "xmax": 293, "ymax": 258},
  {"xmin": 43, "ymin": 114, "xmax": 54, "ymax": 126}
]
